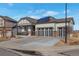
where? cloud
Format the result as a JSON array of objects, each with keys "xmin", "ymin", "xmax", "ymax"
[
  {"xmin": 43, "ymin": 11, "xmax": 59, "ymax": 16},
  {"xmin": 63, "ymin": 9, "xmax": 70, "ymax": 14},
  {"xmin": 26, "ymin": 9, "xmax": 46, "ymax": 15},
  {"xmin": 26, "ymin": 10, "xmax": 59, "ymax": 19},
  {"xmin": 13, "ymin": 15, "xmax": 41, "ymax": 20},
  {"xmin": 11, "ymin": 9, "xmax": 60, "ymax": 20},
  {"xmin": 29, "ymin": 15, "xmax": 40, "ymax": 19},
  {"xmin": 13, "ymin": 15, "xmax": 25, "ymax": 20},
  {"xmin": 7, "ymin": 3, "xmax": 14, "ymax": 6},
  {"xmin": 67, "ymin": 16, "xmax": 73, "ymax": 17},
  {"xmin": 34, "ymin": 9, "xmax": 45, "ymax": 14},
  {"xmin": 26, "ymin": 9, "xmax": 59, "ymax": 17}
]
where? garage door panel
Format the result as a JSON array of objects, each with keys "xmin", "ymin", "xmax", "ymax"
[
  {"xmin": 49, "ymin": 28, "xmax": 53, "ymax": 36},
  {"xmin": 49, "ymin": 30, "xmax": 52, "ymax": 36},
  {"xmin": 45, "ymin": 28, "xmax": 48, "ymax": 36},
  {"xmin": 41, "ymin": 29, "xmax": 44, "ymax": 36},
  {"xmin": 6, "ymin": 31, "xmax": 12, "ymax": 37},
  {"xmin": 37, "ymin": 28, "xmax": 53, "ymax": 36}
]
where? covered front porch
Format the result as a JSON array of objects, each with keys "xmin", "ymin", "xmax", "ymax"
[{"xmin": 17, "ymin": 25, "xmax": 35, "ymax": 36}]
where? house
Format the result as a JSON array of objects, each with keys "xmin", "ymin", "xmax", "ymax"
[
  {"xmin": 0, "ymin": 15, "xmax": 74, "ymax": 38},
  {"xmin": 17, "ymin": 16, "xmax": 74, "ymax": 38},
  {"xmin": 0, "ymin": 16, "xmax": 17, "ymax": 38},
  {"xmin": 35, "ymin": 16, "xmax": 74, "ymax": 37},
  {"xmin": 17, "ymin": 17, "xmax": 37, "ymax": 36}
]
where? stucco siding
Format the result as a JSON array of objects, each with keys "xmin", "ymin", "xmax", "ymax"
[
  {"xmin": 0, "ymin": 17, "xmax": 4, "ymax": 27},
  {"xmin": 36, "ymin": 23, "xmax": 55, "ymax": 28},
  {"xmin": 36, "ymin": 22, "xmax": 71, "ymax": 31}
]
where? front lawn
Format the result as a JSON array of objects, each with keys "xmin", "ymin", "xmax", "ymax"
[{"xmin": 54, "ymin": 36, "xmax": 79, "ymax": 47}]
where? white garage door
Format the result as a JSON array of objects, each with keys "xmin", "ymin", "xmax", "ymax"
[
  {"xmin": 37, "ymin": 28, "xmax": 53, "ymax": 36},
  {"xmin": 6, "ymin": 31, "xmax": 12, "ymax": 37}
]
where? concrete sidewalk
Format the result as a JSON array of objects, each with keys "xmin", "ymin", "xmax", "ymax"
[{"xmin": 39, "ymin": 45, "xmax": 79, "ymax": 56}]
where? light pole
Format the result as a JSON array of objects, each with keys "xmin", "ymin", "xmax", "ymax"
[{"xmin": 65, "ymin": 3, "xmax": 67, "ymax": 43}]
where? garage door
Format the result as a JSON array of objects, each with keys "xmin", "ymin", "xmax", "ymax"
[
  {"xmin": 6, "ymin": 31, "xmax": 12, "ymax": 37},
  {"xmin": 58, "ymin": 27, "xmax": 65, "ymax": 38},
  {"xmin": 49, "ymin": 28, "xmax": 53, "ymax": 36},
  {"xmin": 38, "ymin": 28, "xmax": 44, "ymax": 36},
  {"xmin": 45, "ymin": 28, "xmax": 49, "ymax": 36},
  {"xmin": 37, "ymin": 28, "xmax": 53, "ymax": 36}
]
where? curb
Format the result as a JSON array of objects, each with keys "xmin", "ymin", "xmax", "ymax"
[{"xmin": 1, "ymin": 48, "xmax": 31, "ymax": 56}]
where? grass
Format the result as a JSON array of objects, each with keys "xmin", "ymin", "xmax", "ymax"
[
  {"xmin": 54, "ymin": 33, "xmax": 79, "ymax": 47},
  {"xmin": 53, "ymin": 31, "xmax": 79, "ymax": 47},
  {"xmin": 68, "ymin": 37, "xmax": 79, "ymax": 45}
]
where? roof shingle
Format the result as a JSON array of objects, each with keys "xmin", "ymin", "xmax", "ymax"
[
  {"xmin": 0, "ymin": 16, "xmax": 17, "ymax": 23},
  {"xmin": 37, "ymin": 16, "xmax": 74, "ymax": 24}
]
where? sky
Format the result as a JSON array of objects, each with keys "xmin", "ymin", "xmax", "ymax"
[{"xmin": 0, "ymin": 3, "xmax": 78, "ymax": 30}]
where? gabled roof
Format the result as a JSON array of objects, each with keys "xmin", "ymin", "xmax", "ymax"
[
  {"xmin": 19, "ymin": 16, "xmax": 37, "ymax": 24},
  {"xmin": 0, "ymin": 16, "xmax": 17, "ymax": 23},
  {"xmin": 37, "ymin": 16, "xmax": 74, "ymax": 24}
]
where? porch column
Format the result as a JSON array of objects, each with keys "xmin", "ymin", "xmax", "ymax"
[
  {"xmin": 62, "ymin": 28, "xmax": 63, "ymax": 38},
  {"xmin": 28, "ymin": 27, "xmax": 31, "ymax": 36},
  {"xmin": 52, "ymin": 28, "xmax": 53, "ymax": 37},
  {"xmin": 17, "ymin": 26, "xmax": 18, "ymax": 35},
  {"xmin": 35, "ymin": 28, "xmax": 38, "ymax": 36},
  {"xmin": 48, "ymin": 28, "xmax": 49, "ymax": 36},
  {"xmin": 44, "ymin": 28, "xmax": 45, "ymax": 37}
]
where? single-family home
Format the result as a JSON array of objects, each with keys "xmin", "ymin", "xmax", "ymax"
[
  {"xmin": 35, "ymin": 16, "xmax": 74, "ymax": 37},
  {"xmin": 0, "ymin": 16, "xmax": 17, "ymax": 38},
  {"xmin": 17, "ymin": 16, "xmax": 74, "ymax": 38},
  {"xmin": 17, "ymin": 17, "xmax": 37, "ymax": 36}
]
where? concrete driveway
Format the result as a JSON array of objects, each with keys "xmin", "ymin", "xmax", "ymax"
[
  {"xmin": 0, "ymin": 36, "xmax": 61, "ymax": 51},
  {"xmin": 0, "ymin": 36, "xmax": 79, "ymax": 56}
]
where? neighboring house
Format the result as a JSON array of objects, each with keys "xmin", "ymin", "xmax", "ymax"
[
  {"xmin": 35, "ymin": 16, "xmax": 74, "ymax": 38},
  {"xmin": 0, "ymin": 16, "xmax": 17, "ymax": 38},
  {"xmin": 17, "ymin": 16, "xmax": 74, "ymax": 38},
  {"xmin": 17, "ymin": 17, "xmax": 37, "ymax": 36}
]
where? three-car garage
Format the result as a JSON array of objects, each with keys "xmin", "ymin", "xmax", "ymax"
[{"xmin": 36, "ymin": 27, "xmax": 53, "ymax": 36}]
